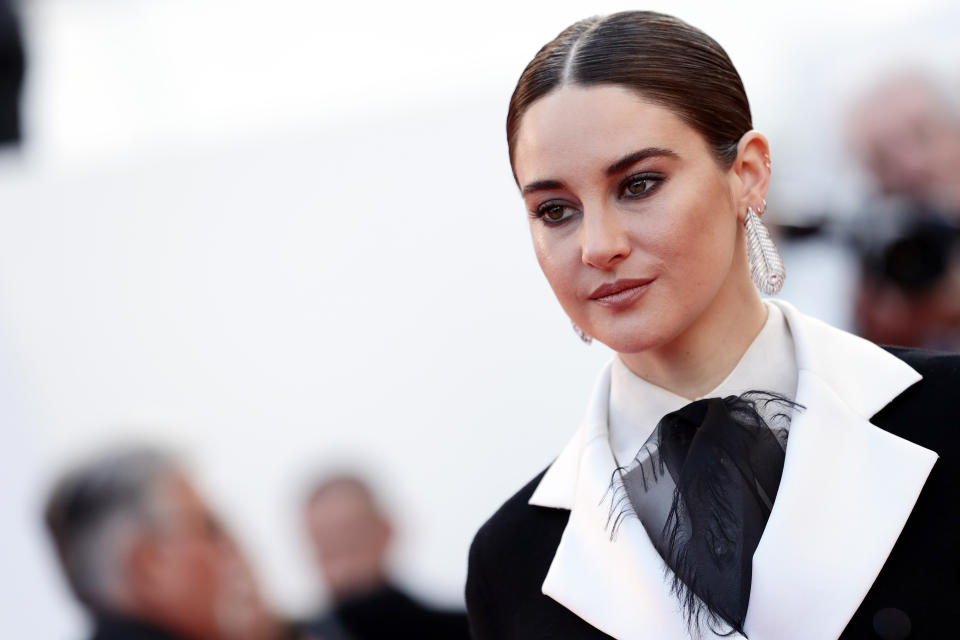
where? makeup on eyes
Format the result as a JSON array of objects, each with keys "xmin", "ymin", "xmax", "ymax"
[
  {"xmin": 523, "ymin": 151, "xmax": 675, "ymax": 228},
  {"xmin": 617, "ymin": 171, "xmax": 666, "ymax": 198},
  {"xmin": 527, "ymin": 172, "xmax": 669, "ymax": 229},
  {"xmin": 531, "ymin": 200, "xmax": 578, "ymax": 226}
]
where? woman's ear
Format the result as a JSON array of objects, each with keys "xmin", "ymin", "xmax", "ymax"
[{"xmin": 732, "ymin": 131, "xmax": 771, "ymax": 223}]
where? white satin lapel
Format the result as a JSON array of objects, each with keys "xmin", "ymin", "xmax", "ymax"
[
  {"xmin": 532, "ymin": 365, "xmax": 744, "ymax": 640},
  {"xmin": 528, "ymin": 302, "xmax": 938, "ymax": 640},
  {"xmin": 745, "ymin": 370, "xmax": 938, "ymax": 639},
  {"xmin": 542, "ymin": 430, "xmax": 704, "ymax": 639},
  {"xmin": 744, "ymin": 301, "xmax": 938, "ymax": 639}
]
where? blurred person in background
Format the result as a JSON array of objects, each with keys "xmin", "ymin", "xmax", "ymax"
[
  {"xmin": 853, "ymin": 212, "xmax": 960, "ymax": 350},
  {"xmin": 301, "ymin": 473, "xmax": 469, "ymax": 640},
  {"xmin": 848, "ymin": 73, "xmax": 960, "ymax": 349},
  {"xmin": 45, "ymin": 447, "xmax": 308, "ymax": 640},
  {"xmin": 0, "ymin": 0, "xmax": 23, "ymax": 145},
  {"xmin": 850, "ymin": 73, "xmax": 960, "ymax": 214}
]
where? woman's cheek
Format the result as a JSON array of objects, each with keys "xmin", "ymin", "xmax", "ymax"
[
  {"xmin": 530, "ymin": 226, "xmax": 557, "ymax": 265},
  {"xmin": 534, "ymin": 242, "xmax": 581, "ymax": 311},
  {"xmin": 533, "ymin": 231, "xmax": 568, "ymax": 276},
  {"xmin": 539, "ymin": 254, "xmax": 573, "ymax": 300}
]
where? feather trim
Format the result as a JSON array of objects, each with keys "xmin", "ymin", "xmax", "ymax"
[{"xmin": 605, "ymin": 391, "xmax": 803, "ymax": 638}]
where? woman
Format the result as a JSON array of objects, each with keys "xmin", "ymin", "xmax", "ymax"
[{"xmin": 466, "ymin": 11, "xmax": 959, "ymax": 640}]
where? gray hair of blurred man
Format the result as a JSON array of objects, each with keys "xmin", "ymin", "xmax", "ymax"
[{"xmin": 44, "ymin": 448, "xmax": 178, "ymax": 612}]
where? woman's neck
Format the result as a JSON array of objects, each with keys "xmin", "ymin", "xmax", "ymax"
[{"xmin": 618, "ymin": 277, "xmax": 768, "ymax": 400}]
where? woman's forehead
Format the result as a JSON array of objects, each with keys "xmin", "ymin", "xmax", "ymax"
[{"xmin": 513, "ymin": 84, "xmax": 698, "ymax": 183}]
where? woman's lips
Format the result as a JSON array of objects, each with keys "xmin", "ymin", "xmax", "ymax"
[{"xmin": 589, "ymin": 278, "xmax": 654, "ymax": 310}]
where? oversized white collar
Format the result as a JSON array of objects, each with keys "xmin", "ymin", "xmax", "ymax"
[
  {"xmin": 608, "ymin": 301, "xmax": 797, "ymax": 466},
  {"xmin": 528, "ymin": 300, "xmax": 938, "ymax": 640}
]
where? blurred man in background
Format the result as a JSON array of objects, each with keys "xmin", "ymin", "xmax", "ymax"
[
  {"xmin": 847, "ymin": 73, "xmax": 960, "ymax": 349},
  {"xmin": 302, "ymin": 474, "xmax": 469, "ymax": 640},
  {"xmin": 45, "ymin": 448, "xmax": 299, "ymax": 640},
  {"xmin": 850, "ymin": 73, "xmax": 960, "ymax": 214}
]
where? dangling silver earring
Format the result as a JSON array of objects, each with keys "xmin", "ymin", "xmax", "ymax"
[
  {"xmin": 571, "ymin": 321, "xmax": 593, "ymax": 344},
  {"xmin": 744, "ymin": 201, "xmax": 785, "ymax": 295}
]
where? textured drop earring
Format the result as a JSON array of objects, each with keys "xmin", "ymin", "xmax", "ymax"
[
  {"xmin": 744, "ymin": 201, "xmax": 785, "ymax": 295},
  {"xmin": 572, "ymin": 321, "xmax": 593, "ymax": 344}
]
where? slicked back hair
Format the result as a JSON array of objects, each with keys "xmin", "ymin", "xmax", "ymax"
[{"xmin": 506, "ymin": 11, "xmax": 752, "ymax": 179}]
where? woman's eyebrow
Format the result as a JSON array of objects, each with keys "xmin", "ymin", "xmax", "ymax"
[
  {"xmin": 520, "ymin": 147, "xmax": 677, "ymax": 195},
  {"xmin": 521, "ymin": 179, "xmax": 565, "ymax": 196},
  {"xmin": 605, "ymin": 147, "xmax": 678, "ymax": 176}
]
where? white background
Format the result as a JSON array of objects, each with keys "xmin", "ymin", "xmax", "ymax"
[{"xmin": 1, "ymin": 0, "xmax": 957, "ymax": 637}]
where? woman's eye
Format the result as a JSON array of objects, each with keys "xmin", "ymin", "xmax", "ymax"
[
  {"xmin": 535, "ymin": 202, "xmax": 577, "ymax": 225},
  {"xmin": 621, "ymin": 173, "xmax": 663, "ymax": 198}
]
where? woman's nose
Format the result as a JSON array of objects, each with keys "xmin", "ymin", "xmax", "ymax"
[{"xmin": 580, "ymin": 206, "xmax": 631, "ymax": 269}]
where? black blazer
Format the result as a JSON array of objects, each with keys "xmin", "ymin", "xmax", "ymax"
[
  {"xmin": 466, "ymin": 347, "xmax": 959, "ymax": 639},
  {"xmin": 90, "ymin": 615, "xmax": 189, "ymax": 640},
  {"xmin": 301, "ymin": 584, "xmax": 470, "ymax": 640}
]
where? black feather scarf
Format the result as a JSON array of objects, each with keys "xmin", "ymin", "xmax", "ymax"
[{"xmin": 607, "ymin": 392, "xmax": 802, "ymax": 637}]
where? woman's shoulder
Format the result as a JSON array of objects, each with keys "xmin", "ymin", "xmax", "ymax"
[
  {"xmin": 468, "ymin": 465, "xmax": 572, "ymax": 592},
  {"xmin": 874, "ymin": 346, "xmax": 960, "ymax": 453},
  {"xmin": 466, "ymin": 468, "xmax": 558, "ymax": 633},
  {"xmin": 883, "ymin": 345, "xmax": 960, "ymax": 377},
  {"xmin": 466, "ymin": 468, "xmax": 615, "ymax": 640},
  {"xmin": 470, "ymin": 467, "xmax": 563, "ymax": 553},
  {"xmin": 881, "ymin": 345, "xmax": 960, "ymax": 407}
]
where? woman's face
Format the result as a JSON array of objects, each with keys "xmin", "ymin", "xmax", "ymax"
[{"xmin": 513, "ymin": 84, "xmax": 750, "ymax": 355}]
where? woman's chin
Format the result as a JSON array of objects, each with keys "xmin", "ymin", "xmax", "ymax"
[
  {"xmin": 585, "ymin": 303, "xmax": 702, "ymax": 355},
  {"xmin": 590, "ymin": 327, "xmax": 671, "ymax": 355}
]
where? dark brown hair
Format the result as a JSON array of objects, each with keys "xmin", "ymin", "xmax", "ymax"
[{"xmin": 506, "ymin": 11, "xmax": 752, "ymax": 174}]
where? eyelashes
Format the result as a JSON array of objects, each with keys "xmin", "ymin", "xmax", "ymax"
[
  {"xmin": 618, "ymin": 172, "xmax": 664, "ymax": 198},
  {"xmin": 533, "ymin": 201, "xmax": 577, "ymax": 226},
  {"xmin": 530, "ymin": 172, "xmax": 666, "ymax": 227}
]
